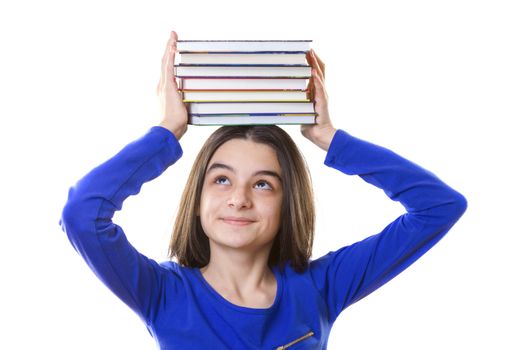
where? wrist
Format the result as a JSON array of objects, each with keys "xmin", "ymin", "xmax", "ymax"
[
  {"xmin": 312, "ymin": 126, "xmax": 337, "ymax": 151},
  {"xmin": 159, "ymin": 120, "xmax": 187, "ymax": 140}
]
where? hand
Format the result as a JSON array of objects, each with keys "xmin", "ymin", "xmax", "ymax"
[
  {"xmin": 301, "ymin": 49, "xmax": 336, "ymax": 151},
  {"xmin": 157, "ymin": 31, "xmax": 188, "ymax": 140}
]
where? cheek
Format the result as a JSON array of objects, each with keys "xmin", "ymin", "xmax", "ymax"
[
  {"xmin": 198, "ymin": 194, "xmax": 214, "ymax": 235},
  {"xmin": 199, "ymin": 190, "xmax": 213, "ymax": 217},
  {"xmin": 199, "ymin": 186, "xmax": 225, "ymax": 218},
  {"xmin": 260, "ymin": 197, "xmax": 282, "ymax": 224}
]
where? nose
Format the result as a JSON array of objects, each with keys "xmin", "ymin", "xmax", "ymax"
[{"xmin": 227, "ymin": 185, "xmax": 252, "ymax": 209}]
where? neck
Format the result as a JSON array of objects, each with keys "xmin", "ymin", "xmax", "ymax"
[{"xmin": 200, "ymin": 242, "xmax": 276, "ymax": 296}]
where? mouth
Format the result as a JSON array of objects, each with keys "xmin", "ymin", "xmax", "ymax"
[{"xmin": 221, "ymin": 217, "xmax": 256, "ymax": 226}]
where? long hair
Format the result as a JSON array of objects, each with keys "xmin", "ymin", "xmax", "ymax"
[{"xmin": 168, "ymin": 125, "xmax": 315, "ymax": 273}]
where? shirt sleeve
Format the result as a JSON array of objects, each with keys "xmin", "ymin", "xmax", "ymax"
[
  {"xmin": 309, "ymin": 129, "xmax": 467, "ymax": 323},
  {"xmin": 58, "ymin": 126, "xmax": 183, "ymax": 324}
]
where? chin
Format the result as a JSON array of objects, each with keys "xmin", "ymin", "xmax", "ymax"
[{"xmin": 220, "ymin": 233, "xmax": 255, "ymax": 247}]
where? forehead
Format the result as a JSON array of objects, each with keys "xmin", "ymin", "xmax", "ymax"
[{"xmin": 208, "ymin": 138, "xmax": 281, "ymax": 171}]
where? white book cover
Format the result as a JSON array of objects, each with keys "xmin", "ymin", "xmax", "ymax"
[
  {"xmin": 175, "ymin": 65, "xmax": 311, "ymax": 78},
  {"xmin": 179, "ymin": 53, "xmax": 308, "ymax": 65},
  {"xmin": 180, "ymin": 78, "xmax": 308, "ymax": 90},
  {"xmin": 182, "ymin": 90, "xmax": 308, "ymax": 102},
  {"xmin": 190, "ymin": 114, "xmax": 315, "ymax": 125},
  {"xmin": 188, "ymin": 102, "xmax": 314, "ymax": 114},
  {"xmin": 176, "ymin": 40, "xmax": 312, "ymax": 52}
]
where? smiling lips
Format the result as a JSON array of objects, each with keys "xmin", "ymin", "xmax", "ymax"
[{"xmin": 221, "ymin": 217, "xmax": 256, "ymax": 226}]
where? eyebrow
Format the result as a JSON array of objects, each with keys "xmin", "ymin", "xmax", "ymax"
[{"xmin": 206, "ymin": 162, "xmax": 282, "ymax": 183}]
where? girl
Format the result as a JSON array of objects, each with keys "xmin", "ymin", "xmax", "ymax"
[{"xmin": 60, "ymin": 31, "xmax": 467, "ymax": 349}]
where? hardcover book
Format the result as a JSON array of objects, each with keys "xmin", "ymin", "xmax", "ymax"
[
  {"xmin": 175, "ymin": 65, "xmax": 311, "ymax": 78},
  {"xmin": 180, "ymin": 78, "xmax": 309, "ymax": 90},
  {"xmin": 179, "ymin": 53, "xmax": 308, "ymax": 65},
  {"xmin": 182, "ymin": 90, "xmax": 308, "ymax": 102},
  {"xmin": 176, "ymin": 40, "xmax": 312, "ymax": 52},
  {"xmin": 190, "ymin": 114, "xmax": 315, "ymax": 125},
  {"xmin": 188, "ymin": 102, "xmax": 314, "ymax": 114}
]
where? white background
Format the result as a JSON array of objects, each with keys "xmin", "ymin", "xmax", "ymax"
[{"xmin": 1, "ymin": 0, "xmax": 522, "ymax": 349}]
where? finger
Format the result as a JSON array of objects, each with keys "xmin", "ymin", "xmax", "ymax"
[
  {"xmin": 310, "ymin": 49, "xmax": 325, "ymax": 80},
  {"xmin": 312, "ymin": 69, "xmax": 327, "ymax": 102},
  {"xmin": 306, "ymin": 50, "xmax": 318, "ymax": 79},
  {"xmin": 161, "ymin": 32, "xmax": 174, "ymax": 71},
  {"xmin": 159, "ymin": 35, "xmax": 171, "ymax": 89},
  {"xmin": 307, "ymin": 71, "xmax": 315, "ymax": 100},
  {"xmin": 162, "ymin": 32, "xmax": 177, "ymax": 88},
  {"xmin": 309, "ymin": 52, "xmax": 323, "ymax": 85},
  {"xmin": 163, "ymin": 31, "xmax": 177, "ymax": 60},
  {"xmin": 160, "ymin": 32, "xmax": 177, "ymax": 86},
  {"xmin": 312, "ymin": 49, "xmax": 326, "ymax": 74},
  {"xmin": 306, "ymin": 49, "xmax": 314, "ymax": 66},
  {"xmin": 310, "ymin": 49, "xmax": 326, "ymax": 73},
  {"xmin": 312, "ymin": 50, "xmax": 325, "ymax": 81},
  {"xmin": 172, "ymin": 31, "xmax": 179, "ymax": 88},
  {"xmin": 172, "ymin": 72, "xmax": 180, "ymax": 91},
  {"xmin": 169, "ymin": 31, "xmax": 178, "ymax": 87},
  {"xmin": 306, "ymin": 51, "xmax": 316, "ymax": 100},
  {"xmin": 307, "ymin": 81, "xmax": 315, "ymax": 100}
]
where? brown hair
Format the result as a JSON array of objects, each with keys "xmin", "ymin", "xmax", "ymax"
[{"xmin": 168, "ymin": 125, "xmax": 315, "ymax": 273}]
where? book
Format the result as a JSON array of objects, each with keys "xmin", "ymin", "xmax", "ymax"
[
  {"xmin": 188, "ymin": 102, "xmax": 314, "ymax": 114},
  {"xmin": 175, "ymin": 65, "xmax": 311, "ymax": 78},
  {"xmin": 176, "ymin": 39, "xmax": 315, "ymax": 125},
  {"xmin": 190, "ymin": 114, "xmax": 316, "ymax": 125},
  {"xmin": 179, "ymin": 52, "xmax": 308, "ymax": 65},
  {"xmin": 182, "ymin": 90, "xmax": 308, "ymax": 102},
  {"xmin": 180, "ymin": 78, "xmax": 309, "ymax": 90},
  {"xmin": 176, "ymin": 40, "xmax": 312, "ymax": 52}
]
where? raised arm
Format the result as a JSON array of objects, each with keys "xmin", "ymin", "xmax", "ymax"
[
  {"xmin": 305, "ymin": 50, "xmax": 467, "ymax": 323},
  {"xmin": 310, "ymin": 129, "xmax": 467, "ymax": 321},
  {"xmin": 59, "ymin": 126, "xmax": 183, "ymax": 322},
  {"xmin": 59, "ymin": 31, "xmax": 188, "ymax": 323}
]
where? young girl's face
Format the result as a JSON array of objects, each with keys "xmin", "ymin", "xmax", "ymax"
[{"xmin": 199, "ymin": 139, "xmax": 283, "ymax": 252}]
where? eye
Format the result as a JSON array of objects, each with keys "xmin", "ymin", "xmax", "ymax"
[
  {"xmin": 254, "ymin": 180, "xmax": 273, "ymax": 190},
  {"xmin": 214, "ymin": 176, "xmax": 230, "ymax": 185}
]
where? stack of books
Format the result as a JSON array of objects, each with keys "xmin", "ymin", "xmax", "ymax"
[{"xmin": 175, "ymin": 40, "xmax": 315, "ymax": 126}]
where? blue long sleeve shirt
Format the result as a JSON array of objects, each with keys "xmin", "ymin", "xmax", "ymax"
[{"xmin": 59, "ymin": 126, "xmax": 467, "ymax": 349}]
